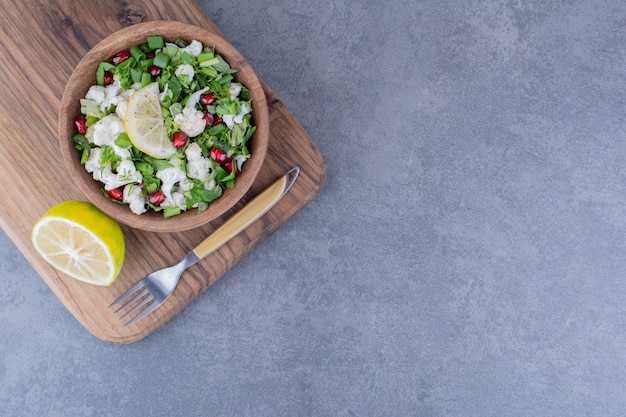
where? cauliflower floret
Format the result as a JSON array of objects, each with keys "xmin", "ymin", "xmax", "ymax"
[
  {"xmin": 175, "ymin": 63, "xmax": 195, "ymax": 82},
  {"xmin": 185, "ymin": 142, "xmax": 203, "ymax": 161},
  {"xmin": 88, "ymin": 115, "xmax": 130, "ymax": 159},
  {"xmin": 229, "ymin": 83, "xmax": 241, "ymax": 100},
  {"xmin": 123, "ymin": 184, "xmax": 147, "ymax": 215},
  {"xmin": 174, "ymin": 107, "xmax": 206, "ymax": 137},
  {"xmin": 121, "ymin": 83, "xmax": 142, "ymax": 99},
  {"xmin": 234, "ymin": 154, "xmax": 249, "ymax": 172},
  {"xmin": 85, "ymin": 85, "xmax": 105, "ymax": 103},
  {"xmin": 179, "ymin": 177, "xmax": 194, "ymax": 192},
  {"xmin": 161, "ymin": 190, "xmax": 187, "ymax": 210},
  {"xmin": 85, "ymin": 81, "xmax": 121, "ymax": 111},
  {"xmin": 156, "ymin": 167, "xmax": 187, "ymax": 201},
  {"xmin": 94, "ymin": 160, "xmax": 142, "ymax": 192},
  {"xmin": 115, "ymin": 100, "xmax": 128, "ymax": 119},
  {"xmin": 115, "ymin": 160, "xmax": 143, "ymax": 185},
  {"xmin": 86, "ymin": 151, "xmax": 142, "ymax": 192},
  {"xmin": 99, "ymin": 166, "xmax": 124, "ymax": 191},
  {"xmin": 184, "ymin": 86, "xmax": 210, "ymax": 109},
  {"xmin": 181, "ymin": 40, "xmax": 204, "ymax": 57},
  {"xmin": 114, "ymin": 83, "xmax": 141, "ymax": 119},
  {"xmin": 185, "ymin": 143, "xmax": 211, "ymax": 182},
  {"xmin": 84, "ymin": 147, "xmax": 103, "ymax": 175},
  {"xmin": 156, "ymin": 167, "xmax": 194, "ymax": 210},
  {"xmin": 188, "ymin": 159, "xmax": 212, "ymax": 183},
  {"xmin": 222, "ymin": 101, "xmax": 251, "ymax": 129}
]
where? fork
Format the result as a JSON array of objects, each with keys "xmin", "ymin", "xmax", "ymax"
[{"xmin": 109, "ymin": 167, "xmax": 300, "ymax": 327}]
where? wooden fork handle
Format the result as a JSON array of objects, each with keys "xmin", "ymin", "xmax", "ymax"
[{"xmin": 192, "ymin": 167, "xmax": 299, "ymax": 260}]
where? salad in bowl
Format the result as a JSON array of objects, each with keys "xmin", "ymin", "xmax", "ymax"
[{"xmin": 59, "ymin": 21, "xmax": 269, "ymax": 232}]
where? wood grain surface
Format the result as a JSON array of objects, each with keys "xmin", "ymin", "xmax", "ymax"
[{"xmin": 0, "ymin": 0, "xmax": 325, "ymax": 344}]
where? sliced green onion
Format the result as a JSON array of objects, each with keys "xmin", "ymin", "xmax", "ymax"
[
  {"xmin": 200, "ymin": 67, "xmax": 218, "ymax": 78},
  {"xmin": 130, "ymin": 45, "xmax": 145, "ymax": 61},
  {"xmin": 139, "ymin": 58, "xmax": 154, "ymax": 71},
  {"xmin": 153, "ymin": 52, "xmax": 170, "ymax": 68},
  {"xmin": 131, "ymin": 68, "xmax": 143, "ymax": 84},
  {"xmin": 197, "ymin": 52, "xmax": 215, "ymax": 62},
  {"xmin": 181, "ymin": 51, "xmax": 193, "ymax": 64},
  {"xmin": 141, "ymin": 72, "xmax": 152, "ymax": 86},
  {"xmin": 96, "ymin": 62, "xmax": 115, "ymax": 86},
  {"xmin": 147, "ymin": 35, "xmax": 165, "ymax": 50},
  {"xmin": 199, "ymin": 57, "xmax": 220, "ymax": 67}
]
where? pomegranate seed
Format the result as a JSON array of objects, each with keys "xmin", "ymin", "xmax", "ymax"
[
  {"xmin": 203, "ymin": 112, "xmax": 215, "ymax": 126},
  {"xmin": 145, "ymin": 51, "xmax": 155, "ymax": 59},
  {"xmin": 225, "ymin": 159, "xmax": 238, "ymax": 175},
  {"xmin": 149, "ymin": 65, "xmax": 162, "ymax": 78},
  {"xmin": 210, "ymin": 147, "xmax": 228, "ymax": 164},
  {"xmin": 213, "ymin": 115, "xmax": 223, "ymax": 125},
  {"xmin": 148, "ymin": 191, "xmax": 165, "ymax": 205},
  {"xmin": 112, "ymin": 50, "xmax": 131, "ymax": 65},
  {"xmin": 73, "ymin": 116, "xmax": 87, "ymax": 135},
  {"xmin": 172, "ymin": 131, "xmax": 188, "ymax": 148},
  {"xmin": 199, "ymin": 93, "xmax": 217, "ymax": 106},
  {"xmin": 103, "ymin": 72, "xmax": 114, "ymax": 86},
  {"xmin": 108, "ymin": 188, "xmax": 123, "ymax": 201}
]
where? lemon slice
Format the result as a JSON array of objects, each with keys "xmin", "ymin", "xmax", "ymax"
[
  {"xmin": 31, "ymin": 201, "xmax": 125, "ymax": 286},
  {"xmin": 124, "ymin": 82, "xmax": 176, "ymax": 159}
]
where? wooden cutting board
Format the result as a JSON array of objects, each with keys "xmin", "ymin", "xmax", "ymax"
[{"xmin": 0, "ymin": 0, "xmax": 325, "ymax": 344}]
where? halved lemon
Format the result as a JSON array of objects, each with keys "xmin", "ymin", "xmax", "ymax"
[
  {"xmin": 124, "ymin": 82, "xmax": 176, "ymax": 159},
  {"xmin": 31, "ymin": 201, "xmax": 125, "ymax": 286}
]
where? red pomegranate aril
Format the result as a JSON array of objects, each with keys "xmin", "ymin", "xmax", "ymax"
[
  {"xmin": 112, "ymin": 50, "xmax": 131, "ymax": 65},
  {"xmin": 213, "ymin": 115, "xmax": 223, "ymax": 125},
  {"xmin": 225, "ymin": 159, "xmax": 238, "ymax": 175},
  {"xmin": 148, "ymin": 191, "xmax": 165, "ymax": 205},
  {"xmin": 145, "ymin": 51, "xmax": 155, "ymax": 59},
  {"xmin": 73, "ymin": 116, "xmax": 87, "ymax": 135},
  {"xmin": 203, "ymin": 112, "xmax": 215, "ymax": 126},
  {"xmin": 108, "ymin": 188, "xmax": 123, "ymax": 201},
  {"xmin": 210, "ymin": 147, "xmax": 228, "ymax": 164},
  {"xmin": 172, "ymin": 131, "xmax": 188, "ymax": 148},
  {"xmin": 103, "ymin": 72, "xmax": 114, "ymax": 86},
  {"xmin": 149, "ymin": 65, "xmax": 162, "ymax": 78},
  {"xmin": 199, "ymin": 93, "xmax": 217, "ymax": 106}
]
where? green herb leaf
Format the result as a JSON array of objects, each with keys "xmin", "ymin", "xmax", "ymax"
[
  {"xmin": 213, "ymin": 55, "xmax": 237, "ymax": 74},
  {"xmin": 228, "ymin": 124, "xmax": 245, "ymax": 148},
  {"xmin": 100, "ymin": 146, "xmax": 121, "ymax": 172},
  {"xmin": 71, "ymin": 133, "xmax": 91, "ymax": 164},
  {"xmin": 168, "ymin": 76, "xmax": 182, "ymax": 101},
  {"xmin": 115, "ymin": 132, "xmax": 132, "ymax": 148},
  {"xmin": 186, "ymin": 180, "xmax": 223, "ymax": 208}
]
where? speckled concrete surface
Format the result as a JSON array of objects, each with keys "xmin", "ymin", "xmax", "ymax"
[{"xmin": 2, "ymin": 1, "xmax": 626, "ymax": 416}]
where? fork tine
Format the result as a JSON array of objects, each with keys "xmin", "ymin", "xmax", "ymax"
[
  {"xmin": 123, "ymin": 299, "xmax": 162, "ymax": 327},
  {"xmin": 118, "ymin": 293, "xmax": 155, "ymax": 321},
  {"xmin": 113, "ymin": 287, "xmax": 150, "ymax": 314},
  {"xmin": 108, "ymin": 280, "xmax": 147, "ymax": 309}
]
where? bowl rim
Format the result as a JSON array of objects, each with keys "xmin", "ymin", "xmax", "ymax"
[{"xmin": 58, "ymin": 21, "xmax": 269, "ymax": 232}]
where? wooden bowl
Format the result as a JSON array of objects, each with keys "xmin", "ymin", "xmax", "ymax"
[{"xmin": 58, "ymin": 21, "xmax": 269, "ymax": 232}]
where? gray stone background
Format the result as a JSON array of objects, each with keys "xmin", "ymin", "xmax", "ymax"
[{"xmin": 2, "ymin": 1, "xmax": 626, "ymax": 416}]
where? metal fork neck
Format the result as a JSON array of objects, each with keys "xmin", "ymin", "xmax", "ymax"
[{"xmin": 181, "ymin": 251, "xmax": 200, "ymax": 269}]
